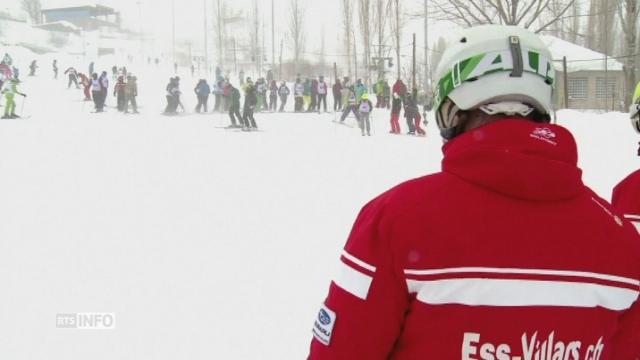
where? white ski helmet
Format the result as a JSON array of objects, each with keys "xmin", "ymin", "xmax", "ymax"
[{"xmin": 433, "ymin": 25, "xmax": 555, "ymax": 139}]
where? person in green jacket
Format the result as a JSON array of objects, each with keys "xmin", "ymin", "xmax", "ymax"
[
  {"xmin": 354, "ymin": 79, "xmax": 367, "ymax": 102},
  {"xmin": 2, "ymin": 78, "xmax": 26, "ymax": 119},
  {"xmin": 374, "ymin": 79, "xmax": 384, "ymax": 108},
  {"xmin": 303, "ymin": 78, "xmax": 312, "ymax": 108},
  {"xmin": 228, "ymin": 83, "xmax": 243, "ymax": 128}
]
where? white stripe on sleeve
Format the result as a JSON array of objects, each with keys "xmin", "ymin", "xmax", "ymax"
[
  {"xmin": 334, "ymin": 261, "xmax": 374, "ymax": 300},
  {"xmin": 408, "ymin": 278, "xmax": 639, "ymax": 311}
]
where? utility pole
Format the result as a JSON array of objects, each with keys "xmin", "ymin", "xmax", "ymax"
[
  {"xmin": 603, "ymin": 0, "xmax": 609, "ymax": 112},
  {"xmin": 272, "ymin": 0, "xmax": 275, "ymax": 73},
  {"xmin": 279, "ymin": 39, "xmax": 283, "ymax": 79},
  {"xmin": 412, "ymin": 33, "xmax": 416, "ymax": 91},
  {"xmin": 233, "ymin": 37, "xmax": 237, "ymax": 74},
  {"xmin": 377, "ymin": 0, "xmax": 384, "ymax": 80},
  {"xmin": 204, "ymin": 0, "xmax": 208, "ymax": 74},
  {"xmin": 423, "ymin": 0, "xmax": 428, "ymax": 90},
  {"xmin": 172, "ymin": 0, "xmax": 176, "ymax": 65}
]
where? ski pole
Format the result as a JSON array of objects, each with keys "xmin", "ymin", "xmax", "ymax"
[{"xmin": 20, "ymin": 95, "xmax": 26, "ymax": 116}]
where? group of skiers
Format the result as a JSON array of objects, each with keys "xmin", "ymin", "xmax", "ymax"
[{"xmin": 0, "ymin": 52, "xmax": 26, "ymax": 119}]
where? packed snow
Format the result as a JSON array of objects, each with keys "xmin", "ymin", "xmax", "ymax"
[{"xmin": 0, "ymin": 60, "xmax": 637, "ymax": 359}]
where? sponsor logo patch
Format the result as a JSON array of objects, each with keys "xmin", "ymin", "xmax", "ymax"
[
  {"xmin": 530, "ymin": 127, "xmax": 558, "ymax": 145},
  {"xmin": 312, "ymin": 304, "xmax": 336, "ymax": 346}
]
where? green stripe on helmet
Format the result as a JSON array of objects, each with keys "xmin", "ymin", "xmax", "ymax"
[{"xmin": 433, "ymin": 49, "xmax": 555, "ymax": 112}]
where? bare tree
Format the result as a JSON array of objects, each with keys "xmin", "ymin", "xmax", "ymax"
[
  {"xmin": 374, "ymin": 0, "xmax": 391, "ymax": 80},
  {"xmin": 431, "ymin": 0, "xmax": 577, "ymax": 33},
  {"xmin": 389, "ymin": 0, "xmax": 404, "ymax": 80},
  {"xmin": 288, "ymin": 0, "xmax": 306, "ymax": 74},
  {"xmin": 342, "ymin": 0, "xmax": 353, "ymax": 77},
  {"xmin": 22, "ymin": 0, "xmax": 42, "ymax": 25},
  {"xmin": 617, "ymin": 0, "xmax": 639, "ymax": 107},
  {"xmin": 213, "ymin": 0, "xmax": 227, "ymax": 69},
  {"xmin": 586, "ymin": 0, "xmax": 617, "ymax": 54},
  {"xmin": 251, "ymin": 0, "xmax": 261, "ymax": 74},
  {"xmin": 358, "ymin": 0, "xmax": 373, "ymax": 85}
]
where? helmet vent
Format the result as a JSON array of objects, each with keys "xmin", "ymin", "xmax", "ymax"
[{"xmin": 460, "ymin": 37, "xmax": 467, "ymax": 43}]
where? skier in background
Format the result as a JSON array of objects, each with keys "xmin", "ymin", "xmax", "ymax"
[
  {"xmin": 357, "ymin": 93, "xmax": 373, "ymax": 136},
  {"xmin": 194, "ymin": 79, "xmax": 210, "ymax": 113},
  {"xmin": 1, "ymin": 78, "xmax": 26, "ymax": 119},
  {"xmin": 317, "ymin": 76, "xmax": 328, "ymax": 113},
  {"xmin": 64, "ymin": 67, "xmax": 80, "ymax": 89},
  {"xmin": 374, "ymin": 78, "xmax": 384, "ymax": 108},
  {"xmin": 91, "ymin": 73, "xmax": 102, "ymax": 112},
  {"xmin": 382, "ymin": 79, "xmax": 391, "ymax": 109},
  {"xmin": 113, "ymin": 76, "xmax": 126, "ymax": 112},
  {"xmin": 294, "ymin": 78, "xmax": 304, "ymax": 112},
  {"xmin": 268, "ymin": 80, "xmax": 278, "ymax": 112},
  {"xmin": 227, "ymin": 83, "xmax": 243, "ymax": 128},
  {"xmin": 52, "ymin": 59, "xmax": 58, "ymax": 79},
  {"xmin": 124, "ymin": 75, "xmax": 138, "ymax": 114},
  {"xmin": 29, "ymin": 60, "xmax": 38, "ymax": 76},
  {"xmin": 404, "ymin": 88, "xmax": 425, "ymax": 136},
  {"xmin": 256, "ymin": 78, "xmax": 267, "ymax": 112},
  {"xmin": 308, "ymin": 77, "xmax": 318, "ymax": 112},
  {"xmin": 278, "ymin": 81, "xmax": 290, "ymax": 112},
  {"xmin": 339, "ymin": 86, "xmax": 359, "ymax": 123},
  {"xmin": 78, "ymin": 73, "xmax": 92, "ymax": 101},
  {"xmin": 99, "ymin": 71, "xmax": 109, "ymax": 110},
  {"xmin": 389, "ymin": 79, "xmax": 406, "ymax": 134},
  {"xmin": 332, "ymin": 78, "xmax": 343, "ymax": 112},
  {"xmin": 242, "ymin": 81, "xmax": 258, "ymax": 130}
]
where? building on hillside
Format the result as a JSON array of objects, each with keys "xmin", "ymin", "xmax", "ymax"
[
  {"xmin": 41, "ymin": 5, "xmax": 120, "ymax": 32},
  {"xmin": 39, "ymin": 4, "xmax": 147, "ymax": 59},
  {"xmin": 543, "ymin": 36, "xmax": 625, "ymax": 111}
]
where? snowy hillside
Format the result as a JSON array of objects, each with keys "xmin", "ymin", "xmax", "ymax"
[{"xmin": 0, "ymin": 63, "xmax": 638, "ymax": 359}]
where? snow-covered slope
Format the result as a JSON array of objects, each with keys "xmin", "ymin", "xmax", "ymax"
[{"xmin": 0, "ymin": 66, "xmax": 637, "ymax": 359}]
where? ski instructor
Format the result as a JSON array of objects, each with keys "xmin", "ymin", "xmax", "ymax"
[{"xmin": 308, "ymin": 25, "xmax": 640, "ymax": 359}]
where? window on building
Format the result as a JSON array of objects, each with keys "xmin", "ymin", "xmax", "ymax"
[
  {"xmin": 596, "ymin": 78, "xmax": 617, "ymax": 99},
  {"xmin": 568, "ymin": 78, "xmax": 588, "ymax": 99}
]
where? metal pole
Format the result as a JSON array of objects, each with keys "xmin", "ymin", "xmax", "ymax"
[
  {"xmin": 424, "ymin": 0, "xmax": 428, "ymax": 89},
  {"xmin": 272, "ymin": 0, "xmax": 275, "ymax": 73},
  {"xmin": 603, "ymin": 0, "xmax": 609, "ymax": 112},
  {"xmin": 233, "ymin": 37, "xmax": 237, "ymax": 74},
  {"xmin": 279, "ymin": 39, "xmax": 283, "ymax": 79},
  {"xmin": 172, "ymin": 0, "xmax": 176, "ymax": 65},
  {"xmin": 412, "ymin": 33, "xmax": 416, "ymax": 91},
  {"xmin": 204, "ymin": 0, "xmax": 208, "ymax": 75},
  {"xmin": 563, "ymin": 56, "xmax": 569, "ymax": 108}
]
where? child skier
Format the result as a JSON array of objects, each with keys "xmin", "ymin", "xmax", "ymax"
[
  {"xmin": 113, "ymin": 76, "xmax": 126, "ymax": 112},
  {"xmin": 65, "ymin": 67, "xmax": 80, "ymax": 89},
  {"xmin": 404, "ymin": 89, "xmax": 424, "ymax": 136},
  {"xmin": 78, "ymin": 73, "xmax": 91, "ymax": 101},
  {"xmin": 278, "ymin": 81, "xmax": 290, "ymax": 112},
  {"xmin": 358, "ymin": 93, "xmax": 373, "ymax": 136},
  {"xmin": 1, "ymin": 79, "xmax": 27, "ymax": 119}
]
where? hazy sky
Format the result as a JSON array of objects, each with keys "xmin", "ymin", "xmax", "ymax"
[{"xmin": 39, "ymin": 0, "xmax": 440, "ymax": 63}]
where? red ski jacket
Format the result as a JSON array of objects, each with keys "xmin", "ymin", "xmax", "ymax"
[
  {"xmin": 309, "ymin": 119, "xmax": 640, "ymax": 360},
  {"xmin": 613, "ymin": 170, "xmax": 640, "ymax": 232}
]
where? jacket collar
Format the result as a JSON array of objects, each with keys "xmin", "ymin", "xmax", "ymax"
[{"xmin": 442, "ymin": 119, "xmax": 584, "ymax": 201}]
